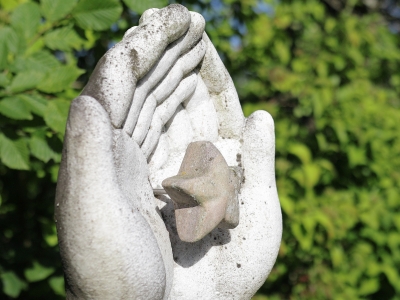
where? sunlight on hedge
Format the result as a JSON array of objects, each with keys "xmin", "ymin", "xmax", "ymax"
[{"xmin": 1, "ymin": 0, "xmax": 400, "ymax": 299}]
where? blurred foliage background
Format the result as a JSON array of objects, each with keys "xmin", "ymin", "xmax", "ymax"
[{"xmin": 1, "ymin": 0, "xmax": 400, "ymax": 298}]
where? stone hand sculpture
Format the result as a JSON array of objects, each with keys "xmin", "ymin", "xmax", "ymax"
[{"xmin": 55, "ymin": 4, "xmax": 282, "ymax": 300}]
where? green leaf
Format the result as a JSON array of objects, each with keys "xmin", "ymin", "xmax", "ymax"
[
  {"xmin": 348, "ymin": 145, "xmax": 366, "ymax": 167},
  {"xmin": 27, "ymin": 51, "xmax": 61, "ymax": 72},
  {"xmin": 0, "ymin": 134, "xmax": 30, "ymax": 170},
  {"xmin": 0, "ymin": 0, "xmax": 22, "ymax": 11},
  {"xmin": 48, "ymin": 276, "xmax": 65, "ymax": 296},
  {"xmin": 9, "ymin": 70, "xmax": 46, "ymax": 93},
  {"xmin": 0, "ymin": 73, "xmax": 9, "ymax": 87},
  {"xmin": 252, "ymin": 296, "xmax": 269, "ymax": 300},
  {"xmin": 50, "ymin": 164, "xmax": 60, "ymax": 182},
  {"xmin": 41, "ymin": 0, "xmax": 78, "ymax": 22},
  {"xmin": 37, "ymin": 65, "xmax": 84, "ymax": 93},
  {"xmin": 29, "ymin": 135, "xmax": 56, "ymax": 163},
  {"xmin": 25, "ymin": 51, "xmax": 61, "ymax": 73},
  {"xmin": 0, "ymin": 29, "xmax": 8, "ymax": 69},
  {"xmin": 288, "ymin": 143, "xmax": 312, "ymax": 164},
  {"xmin": 358, "ymin": 277, "xmax": 380, "ymax": 296},
  {"xmin": 1, "ymin": 271, "xmax": 27, "ymax": 298},
  {"xmin": 6, "ymin": 27, "xmax": 24, "ymax": 54},
  {"xmin": 20, "ymin": 94, "xmax": 47, "ymax": 117},
  {"xmin": 44, "ymin": 99, "xmax": 70, "ymax": 134},
  {"xmin": 303, "ymin": 163, "xmax": 321, "ymax": 188},
  {"xmin": 279, "ymin": 195, "xmax": 294, "ymax": 216},
  {"xmin": 26, "ymin": 36, "xmax": 45, "ymax": 56},
  {"xmin": 44, "ymin": 26, "xmax": 85, "ymax": 51},
  {"xmin": 0, "ymin": 96, "xmax": 32, "ymax": 120},
  {"xmin": 43, "ymin": 224, "xmax": 59, "ymax": 246},
  {"xmin": 72, "ymin": 0, "xmax": 123, "ymax": 30},
  {"xmin": 10, "ymin": 2, "xmax": 41, "ymax": 41},
  {"xmin": 274, "ymin": 40, "xmax": 291, "ymax": 65},
  {"xmin": 24, "ymin": 261, "xmax": 55, "ymax": 282},
  {"xmin": 0, "ymin": 26, "xmax": 22, "ymax": 55},
  {"xmin": 123, "ymin": 0, "xmax": 168, "ymax": 14}
]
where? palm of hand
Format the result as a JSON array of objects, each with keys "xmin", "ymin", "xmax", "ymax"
[{"xmin": 55, "ymin": 5, "xmax": 282, "ymax": 300}]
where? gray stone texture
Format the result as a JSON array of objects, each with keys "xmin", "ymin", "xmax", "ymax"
[{"xmin": 55, "ymin": 4, "xmax": 282, "ymax": 300}]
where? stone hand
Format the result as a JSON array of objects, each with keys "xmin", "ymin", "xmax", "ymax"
[{"xmin": 55, "ymin": 4, "xmax": 282, "ymax": 300}]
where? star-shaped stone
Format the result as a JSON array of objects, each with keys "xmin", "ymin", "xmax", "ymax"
[{"xmin": 162, "ymin": 141, "xmax": 241, "ymax": 242}]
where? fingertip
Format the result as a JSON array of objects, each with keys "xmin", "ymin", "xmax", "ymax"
[
  {"xmin": 81, "ymin": 4, "xmax": 191, "ymax": 129},
  {"xmin": 189, "ymin": 11, "xmax": 205, "ymax": 26},
  {"xmin": 182, "ymin": 12, "xmax": 205, "ymax": 52},
  {"xmin": 246, "ymin": 110, "xmax": 275, "ymax": 137},
  {"xmin": 139, "ymin": 8, "xmax": 160, "ymax": 24},
  {"xmin": 140, "ymin": 5, "xmax": 191, "ymax": 44},
  {"xmin": 123, "ymin": 26, "xmax": 137, "ymax": 39},
  {"xmin": 162, "ymin": 4, "xmax": 191, "ymax": 43},
  {"xmin": 244, "ymin": 110, "xmax": 275, "ymax": 155},
  {"xmin": 242, "ymin": 110, "xmax": 276, "ymax": 187}
]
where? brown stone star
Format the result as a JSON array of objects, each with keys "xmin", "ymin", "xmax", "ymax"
[{"xmin": 162, "ymin": 141, "xmax": 241, "ymax": 242}]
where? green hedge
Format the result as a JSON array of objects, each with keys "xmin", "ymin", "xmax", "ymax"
[{"xmin": 0, "ymin": 0, "xmax": 399, "ymax": 299}]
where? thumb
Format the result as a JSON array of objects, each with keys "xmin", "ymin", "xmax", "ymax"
[
  {"xmin": 239, "ymin": 110, "xmax": 282, "ymax": 291},
  {"xmin": 56, "ymin": 96, "xmax": 167, "ymax": 299},
  {"xmin": 242, "ymin": 110, "xmax": 276, "ymax": 188}
]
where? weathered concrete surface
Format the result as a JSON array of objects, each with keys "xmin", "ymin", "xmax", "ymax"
[{"xmin": 56, "ymin": 4, "xmax": 282, "ymax": 300}]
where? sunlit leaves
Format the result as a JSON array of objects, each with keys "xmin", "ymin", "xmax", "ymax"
[
  {"xmin": 9, "ymin": 70, "xmax": 46, "ymax": 93},
  {"xmin": 0, "ymin": 0, "xmax": 399, "ymax": 299},
  {"xmin": 72, "ymin": 0, "xmax": 122, "ymax": 30},
  {"xmin": 10, "ymin": 2, "xmax": 41, "ymax": 41},
  {"xmin": 40, "ymin": 0, "xmax": 77, "ymax": 22},
  {"xmin": 20, "ymin": 94, "xmax": 47, "ymax": 117},
  {"xmin": 237, "ymin": 0, "xmax": 400, "ymax": 299},
  {"xmin": 48, "ymin": 276, "xmax": 65, "ymax": 296},
  {"xmin": 123, "ymin": 0, "xmax": 168, "ymax": 14},
  {"xmin": 37, "ymin": 65, "xmax": 84, "ymax": 94},
  {"xmin": 0, "ymin": 134, "xmax": 30, "ymax": 170},
  {"xmin": 43, "ymin": 223, "xmax": 59, "ymax": 246},
  {"xmin": 44, "ymin": 99, "xmax": 70, "ymax": 134},
  {"xmin": 24, "ymin": 51, "xmax": 61, "ymax": 73},
  {"xmin": 0, "ymin": 74, "xmax": 9, "ymax": 87},
  {"xmin": 0, "ymin": 96, "xmax": 32, "ymax": 120},
  {"xmin": 0, "ymin": 30, "xmax": 8, "ymax": 69},
  {"xmin": 0, "ymin": 272, "xmax": 27, "ymax": 298},
  {"xmin": 24, "ymin": 261, "xmax": 55, "ymax": 282},
  {"xmin": 0, "ymin": 94, "xmax": 47, "ymax": 122},
  {"xmin": 0, "ymin": 0, "xmax": 115, "ymax": 299},
  {"xmin": 0, "ymin": 26, "xmax": 21, "ymax": 58},
  {"xmin": 29, "ymin": 135, "xmax": 59, "ymax": 163},
  {"xmin": 287, "ymin": 143, "xmax": 311, "ymax": 164},
  {"xmin": 44, "ymin": 26, "xmax": 85, "ymax": 51}
]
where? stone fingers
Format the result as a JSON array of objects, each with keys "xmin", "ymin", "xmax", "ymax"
[
  {"xmin": 200, "ymin": 33, "xmax": 244, "ymax": 139},
  {"xmin": 123, "ymin": 12, "xmax": 205, "ymax": 136},
  {"xmin": 182, "ymin": 74, "xmax": 219, "ymax": 143},
  {"xmin": 132, "ymin": 39, "xmax": 206, "ymax": 146},
  {"xmin": 141, "ymin": 72, "xmax": 198, "ymax": 158},
  {"xmin": 80, "ymin": 4, "xmax": 191, "ymax": 128}
]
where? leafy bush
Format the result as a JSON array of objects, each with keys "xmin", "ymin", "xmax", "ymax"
[
  {"xmin": 1, "ymin": 0, "xmax": 400, "ymax": 299},
  {"xmin": 229, "ymin": 0, "xmax": 400, "ymax": 298},
  {"xmin": 0, "ymin": 0, "xmax": 157, "ymax": 297}
]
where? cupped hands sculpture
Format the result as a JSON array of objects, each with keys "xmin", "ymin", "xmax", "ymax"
[{"xmin": 55, "ymin": 4, "xmax": 282, "ymax": 300}]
